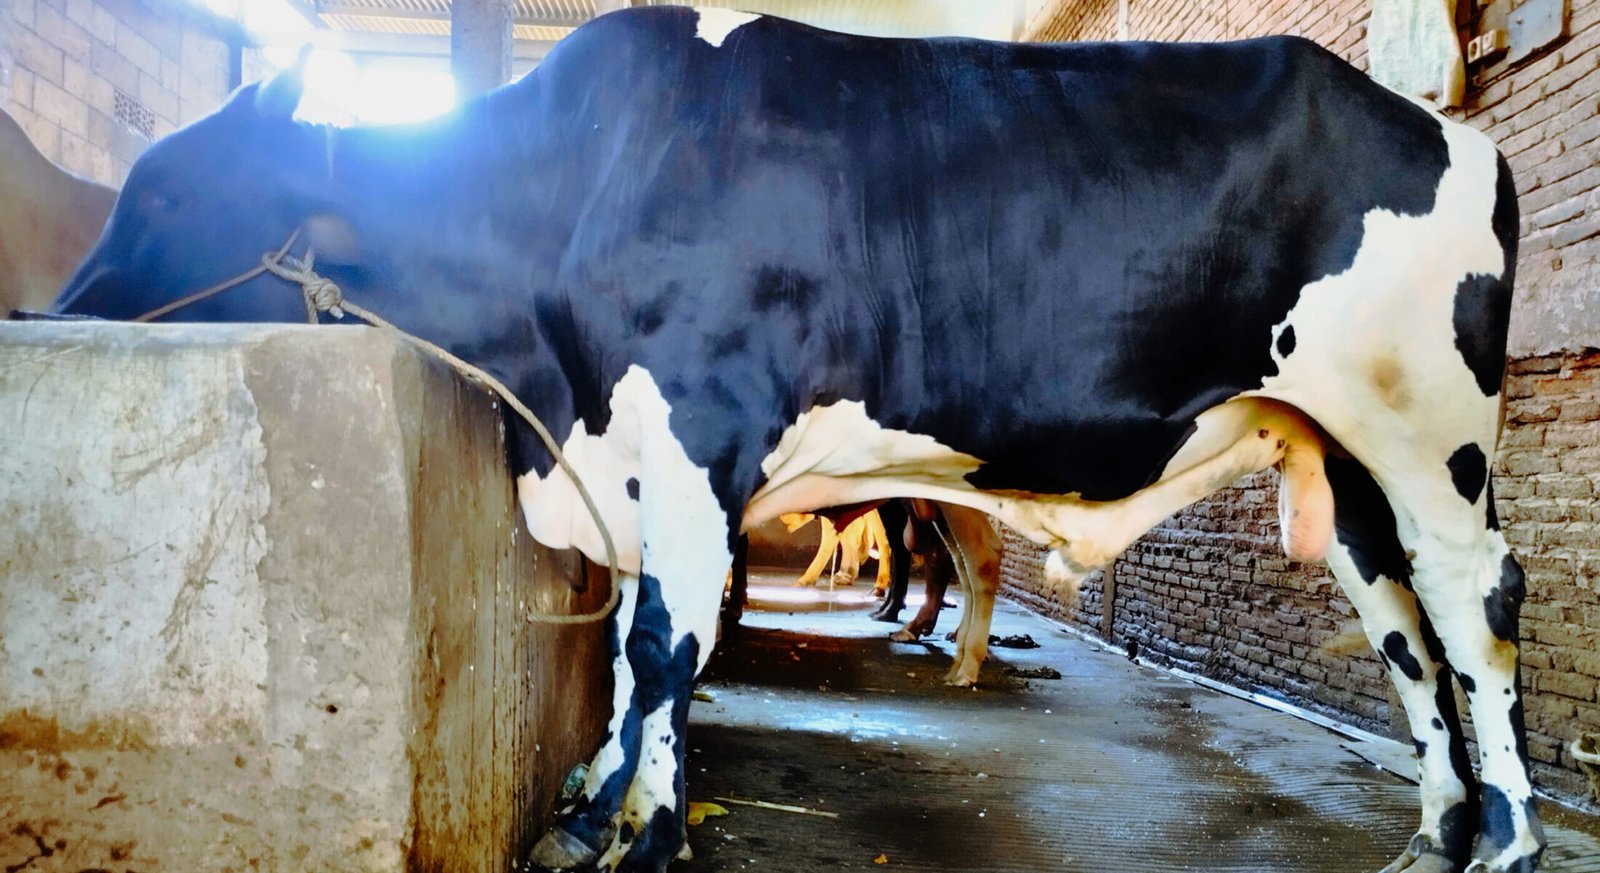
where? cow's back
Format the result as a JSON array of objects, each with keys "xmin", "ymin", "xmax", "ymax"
[{"xmin": 529, "ymin": 10, "xmax": 1483, "ymax": 502}]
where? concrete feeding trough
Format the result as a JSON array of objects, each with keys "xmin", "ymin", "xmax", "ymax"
[{"xmin": 0, "ymin": 321, "xmax": 611, "ymax": 871}]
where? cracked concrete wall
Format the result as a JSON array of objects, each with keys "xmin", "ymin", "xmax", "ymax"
[{"xmin": 0, "ymin": 322, "xmax": 610, "ymax": 871}]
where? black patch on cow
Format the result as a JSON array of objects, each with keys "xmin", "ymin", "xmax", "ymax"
[
  {"xmin": 1432, "ymin": 717, "xmax": 1444, "ymax": 731},
  {"xmin": 1276, "ymin": 325, "xmax": 1296, "ymax": 357},
  {"xmin": 631, "ymin": 291, "xmax": 673, "ymax": 337},
  {"xmin": 626, "ymin": 477, "xmax": 640, "ymax": 500},
  {"xmin": 618, "ymin": 806, "xmax": 685, "ymax": 872},
  {"xmin": 1453, "ymin": 154, "xmax": 1519, "ymax": 397},
  {"xmin": 1487, "ymin": 480, "xmax": 1500, "ymax": 530},
  {"xmin": 1326, "ymin": 456, "xmax": 1409, "ymax": 585},
  {"xmin": 1412, "ymin": 736, "xmax": 1428, "ymax": 759},
  {"xmin": 1437, "ymin": 799, "xmax": 1478, "ymax": 863},
  {"xmin": 611, "ymin": 573, "xmax": 701, "ymax": 867},
  {"xmin": 1478, "ymin": 785, "xmax": 1518, "ymax": 854},
  {"xmin": 553, "ymin": 601, "xmax": 641, "ymax": 853},
  {"xmin": 1511, "ymin": 694, "xmax": 1530, "ymax": 772},
  {"xmin": 1447, "ymin": 443, "xmax": 1488, "ymax": 504},
  {"xmin": 751, "ymin": 266, "xmax": 819, "ymax": 312},
  {"xmin": 1483, "ymin": 554, "xmax": 1526, "ymax": 642},
  {"xmin": 1383, "ymin": 631, "xmax": 1425, "ymax": 682},
  {"xmin": 707, "ymin": 328, "xmax": 748, "ymax": 357},
  {"xmin": 1433, "ymin": 671, "xmax": 1478, "ymax": 801},
  {"xmin": 1457, "ymin": 672, "xmax": 1477, "ymax": 695},
  {"xmin": 1377, "ymin": 651, "xmax": 1392, "ymax": 672}
]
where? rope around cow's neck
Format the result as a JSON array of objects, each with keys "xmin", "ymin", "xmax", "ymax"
[{"xmin": 133, "ymin": 231, "xmax": 622, "ymax": 625}]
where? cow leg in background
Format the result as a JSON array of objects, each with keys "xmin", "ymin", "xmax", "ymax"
[
  {"xmin": 941, "ymin": 505, "xmax": 1001, "ymax": 688},
  {"xmin": 831, "ymin": 514, "xmax": 869, "ymax": 586},
  {"xmin": 890, "ymin": 528, "xmax": 953, "ymax": 642},
  {"xmin": 795, "ymin": 517, "xmax": 838, "ymax": 587},
  {"xmin": 722, "ymin": 534, "xmax": 749, "ymax": 632},
  {"xmin": 1324, "ymin": 458, "xmax": 1477, "ymax": 873},
  {"xmin": 871, "ymin": 500, "xmax": 912, "ymax": 621},
  {"xmin": 865, "ymin": 509, "xmax": 893, "ymax": 594}
]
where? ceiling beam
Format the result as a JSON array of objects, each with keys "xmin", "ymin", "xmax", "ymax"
[
  {"xmin": 260, "ymin": 30, "xmax": 558, "ymax": 62},
  {"xmin": 315, "ymin": 3, "xmax": 589, "ymax": 29}
]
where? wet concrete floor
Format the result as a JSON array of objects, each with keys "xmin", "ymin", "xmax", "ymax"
[{"xmin": 682, "ymin": 573, "xmax": 1600, "ymax": 872}]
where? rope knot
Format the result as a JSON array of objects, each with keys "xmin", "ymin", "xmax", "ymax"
[{"xmin": 300, "ymin": 275, "xmax": 346, "ymax": 319}]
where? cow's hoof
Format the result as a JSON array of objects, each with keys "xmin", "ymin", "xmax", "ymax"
[
  {"xmin": 1464, "ymin": 859, "xmax": 1540, "ymax": 873},
  {"xmin": 1376, "ymin": 854, "xmax": 1457, "ymax": 873},
  {"xmin": 1375, "ymin": 838, "xmax": 1462, "ymax": 873},
  {"xmin": 888, "ymin": 628, "xmax": 917, "ymax": 642},
  {"xmin": 792, "ymin": 579, "xmax": 818, "ymax": 588},
  {"xmin": 830, "ymin": 573, "xmax": 856, "ymax": 586},
  {"xmin": 943, "ymin": 667, "xmax": 979, "ymax": 688},
  {"xmin": 529, "ymin": 826, "xmax": 600, "ymax": 871}
]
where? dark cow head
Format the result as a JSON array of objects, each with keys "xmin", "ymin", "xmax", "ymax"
[{"xmin": 53, "ymin": 56, "xmax": 354, "ymax": 322}]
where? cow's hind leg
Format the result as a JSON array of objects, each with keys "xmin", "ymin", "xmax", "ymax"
[
  {"xmin": 1324, "ymin": 457, "xmax": 1477, "ymax": 873},
  {"xmin": 1405, "ymin": 529, "xmax": 1543, "ymax": 870},
  {"xmin": 942, "ymin": 505, "xmax": 1001, "ymax": 688},
  {"xmin": 1370, "ymin": 448, "xmax": 1545, "ymax": 872}
]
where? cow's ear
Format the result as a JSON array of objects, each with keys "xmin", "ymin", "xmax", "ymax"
[
  {"xmin": 254, "ymin": 45, "xmax": 312, "ymax": 121},
  {"xmin": 305, "ymin": 213, "xmax": 359, "ymax": 263}
]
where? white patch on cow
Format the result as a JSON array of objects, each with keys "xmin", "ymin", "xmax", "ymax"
[
  {"xmin": 1324, "ymin": 540, "xmax": 1470, "ymax": 853},
  {"xmin": 578, "ymin": 574, "xmax": 639, "ymax": 802},
  {"xmin": 694, "ymin": 8, "xmax": 759, "ymax": 47},
  {"xmin": 748, "ymin": 397, "xmax": 1320, "ymax": 589},
  {"xmin": 531, "ymin": 365, "xmax": 731, "ymax": 865},
  {"xmin": 746, "ymin": 399, "xmax": 983, "ymax": 526},
  {"xmin": 1250, "ymin": 110, "xmax": 1504, "ymax": 493},
  {"xmin": 1250, "ymin": 109, "xmax": 1545, "ymax": 860},
  {"xmin": 516, "ymin": 373, "xmax": 649, "ymax": 575}
]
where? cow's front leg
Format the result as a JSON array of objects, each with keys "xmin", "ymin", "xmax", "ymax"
[
  {"xmin": 602, "ymin": 432, "xmax": 734, "ymax": 871},
  {"xmin": 529, "ymin": 574, "xmax": 643, "ymax": 870},
  {"xmin": 597, "ymin": 566, "xmax": 723, "ymax": 871}
]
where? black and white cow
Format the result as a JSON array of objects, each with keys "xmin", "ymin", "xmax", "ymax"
[{"xmin": 49, "ymin": 8, "xmax": 1540, "ymax": 872}]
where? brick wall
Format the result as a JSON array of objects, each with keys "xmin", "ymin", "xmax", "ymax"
[
  {"xmin": 0, "ymin": 0, "xmax": 238, "ymax": 186},
  {"xmin": 1009, "ymin": 0, "xmax": 1600, "ymax": 805}
]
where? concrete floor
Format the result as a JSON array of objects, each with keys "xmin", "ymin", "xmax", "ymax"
[{"xmin": 682, "ymin": 573, "xmax": 1600, "ymax": 873}]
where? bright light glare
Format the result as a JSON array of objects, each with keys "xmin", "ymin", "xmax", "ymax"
[
  {"xmin": 202, "ymin": 0, "xmax": 460, "ymax": 126},
  {"xmin": 243, "ymin": 0, "xmax": 316, "ymax": 39},
  {"xmin": 355, "ymin": 63, "xmax": 458, "ymax": 124},
  {"xmin": 197, "ymin": 0, "xmax": 240, "ymax": 19}
]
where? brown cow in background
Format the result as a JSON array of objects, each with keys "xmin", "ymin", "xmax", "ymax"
[{"xmin": 0, "ymin": 108, "xmax": 117, "ymax": 316}]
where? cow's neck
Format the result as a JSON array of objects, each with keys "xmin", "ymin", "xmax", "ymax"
[{"xmin": 310, "ymin": 94, "xmax": 584, "ymax": 428}]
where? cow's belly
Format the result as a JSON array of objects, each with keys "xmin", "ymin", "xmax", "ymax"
[{"xmin": 745, "ymin": 395, "xmax": 1332, "ymax": 569}]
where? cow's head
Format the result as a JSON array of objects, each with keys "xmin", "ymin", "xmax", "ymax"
[{"xmin": 53, "ymin": 56, "xmax": 355, "ymax": 322}]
